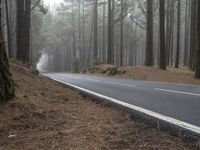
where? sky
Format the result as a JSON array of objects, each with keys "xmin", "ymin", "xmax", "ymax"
[{"xmin": 43, "ymin": 0, "xmax": 64, "ymax": 7}]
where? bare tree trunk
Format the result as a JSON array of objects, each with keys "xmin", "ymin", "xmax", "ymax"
[
  {"xmin": 82, "ymin": 0, "xmax": 85, "ymax": 66},
  {"xmin": 189, "ymin": 0, "xmax": 197, "ymax": 70},
  {"xmin": 78, "ymin": 0, "xmax": 81, "ymax": 62},
  {"xmin": 169, "ymin": 0, "xmax": 175, "ymax": 66},
  {"xmin": 16, "ymin": 0, "xmax": 31, "ymax": 63},
  {"xmin": 159, "ymin": 0, "xmax": 166, "ymax": 70},
  {"xmin": 0, "ymin": 0, "xmax": 15, "ymax": 101},
  {"xmin": 184, "ymin": 0, "xmax": 190, "ymax": 66},
  {"xmin": 93, "ymin": 0, "xmax": 98, "ymax": 65},
  {"xmin": 102, "ymin": 0, "xmax": 106, "ymax": 63},
  {"xmin": 145, "ymin": 0, "xmax": 154, "ymax": 66},
  {"xmin": 4, "ymin": 0, "xmax": 11, "ymax": 57},
  {"xmin": 72, "ymin": 0, "xmax": 76, "ymax": 59},
  {"xmin": 107, "ymin": 0, "xmax": 115, "ymax": 64},
  {"xmin": 175, "ymin": 0, "xmax": 180, "ymax": 68},
  {"xmin": 120, "ymin": 0, "xmax": 123, "ymax": 66},
  {"xmin": 196, "ymin": 0, "xmax": 200, "ymax": 78}
]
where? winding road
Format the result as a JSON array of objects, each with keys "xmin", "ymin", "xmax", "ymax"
[{"xmin": 44, "ymin": 73, "xmax": 200, "ymax": 134}]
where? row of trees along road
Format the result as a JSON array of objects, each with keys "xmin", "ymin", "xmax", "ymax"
[
  {"xmin": 0, "ymin": 0, "xmax": 46, "ymax": 101},
  {"xmin": 39, "ymin": 0, "xmax": 200, "ymax": 78},
  {"xmin": 1, "ymin": 0, "xmax": 200, "ymax": 101}
]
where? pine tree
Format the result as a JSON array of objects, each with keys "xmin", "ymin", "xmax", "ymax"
[
  {"xmin": 159, "ymin": 0, "xmax": 166, "ymax": 70},
  {"xmin": 195, "ymin": 0, "xmax": 200, "ymax": 78},
  {"xmin": 145, "ymin": 0, "xmax": 154, "ymax": 66},
  {"xmin": 0, "ymin": 0, "xmax": 15, "ymax": 101}
]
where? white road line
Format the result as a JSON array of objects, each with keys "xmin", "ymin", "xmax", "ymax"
[
  {"xmin": 155, "ymin": 88, "xmax": 200, "ymax": 97},
  {"xmin": 106, "ymin": 81, "xmax": 136, "ymax": 87},
  {"xmin": 43, "ymin": 74, "xmax": 200, "ymax": 135}
]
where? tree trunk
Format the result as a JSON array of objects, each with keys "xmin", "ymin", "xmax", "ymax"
[
  {"xmin": 4, "ymin": 0, "xmax": 11, "ymax": 57},
  {"xmin": 72, "ymin": 0, "xmax": 76, "ymax": 59},
  {"xmin": 93, "ymin": 0, "xmax": 98, "ymax": 65},
  {"xmin": 159, "ymin": 0, "xmax": 166, "ymax": 70},
  {"xmin": 78, "ymin": 0, "xmax": 81, "ymax": 64},
  {"xmin": 82, "ymin": 0, "xmax": 85, "ymax": 66},
  {"xmin": 183, "ymin": 0, "xmax": 190, "ymax": 66},
  {"xmin": 145, "ymin": 0, "xmax": 154, "ymax": 66},
  {"xmin": 195, "ymin": 0, "xmax": 200, "ymax": 78},
  {"xmin": 120, "ymin": 0, "xmax": 123, "ymax": 66},
  {"xmin": 16, "ymin": 0, "xmax": 31, "ymax": 63},
  {"xmin": 175, "ymin": 0, "xmax": 180, "ymax": 68},
  {"xmin": 189, "ymin": 0, "xmax": 198, "ymax": 70},
  {"xmin": 107, "ymin": 0, "xmax": 115, "ymax": 64},
  {"xmin": 102, "ymin": 0, "xmax": 106, "ymax": 63},
  {"xmin": 0, "ymin": 0, "xmax": 15, "ymax": 101}
]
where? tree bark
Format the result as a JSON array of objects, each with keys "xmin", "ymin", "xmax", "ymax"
[
  {"xmin": 120, "ymin": 0, "xmax": 123, "ymax": 66},
  {"xmin": 0, "ymin": 0, "xmax": 15, "ymax": 101},
  {"xmin": 16, "ymin": 0, "xmax": 31, "ymax": 63},
  {"xmin": 159, "ymin": 0, "xmax": 166, "ymax": 70},
  {"xmin": 102, "ymin": 0, "xmax": 106, "ymax": 63},
  {"xmin": 195, "ymin": 0, "xmax": 200, "ymax": 78},
  {"xmin": 175, "ymin": 0, "xmax": 180, "ymax": 68},
  {"xmin": 93, "ymin": 0, "xmax": 98, "ymax": 65},
  {"xmin": 189, "ymin": 0, "xmax": 198, "ymax": 70},
  {"xmin": 107, "ymin": 0, "xmax": 115, "ymax": 65},
  {"xmin": 145, "ymin": 0, "xmax": 154, "ymax": 66},
  {"xmin": 4, "ymin": 0, "xmax": 11, "ymax": 57},
  {"xmin": 72, "ymin": 0, "xmax": 76, "ymax": 59}
]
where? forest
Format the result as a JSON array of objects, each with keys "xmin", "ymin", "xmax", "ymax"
[
  {"xmin": 0, "ymin": 0, "xmax": 200, "ymax": 77},
  {"xmin": 1, "ymin": 0, "xmax": 200, "ymax": 149},
  {"xmin": 0, "ymin": 0, "xmax": 200, "ymax": 99},
  {"xmin": 36, "ymin": 0, "xmax": 200, "ymax": 78}
]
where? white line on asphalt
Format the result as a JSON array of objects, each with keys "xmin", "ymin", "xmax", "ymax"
[
  {"xmin": 43, "ymin": 74, "xmax": 200, "ymax": 135},
  {"xmin": 106, "ymin": 81, "xmax": 137, "ymax": 87},
  {"xmin": 155, "ymin": 88, "xmax": 200, "ymax": 97}
]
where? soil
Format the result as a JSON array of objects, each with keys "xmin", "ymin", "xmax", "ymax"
[
  {"xmin": 0, "ymin": 62, "xmax": 197, "ymax": 149},
  {"xmin": 116, "ymin": 66, "xmax": 200, "ymax": 85},
  {"xmin": 84, "ymin": 65, "xmax": 200, "ymax": 85}
]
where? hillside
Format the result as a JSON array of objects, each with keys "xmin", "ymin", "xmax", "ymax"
[
  {"xmin": 83, "ymin": 65, "xmax": 200, "ymax": 85},
  {"xmin": 0, "ymin": 61, "xmax": 195, "ymax": 149}
]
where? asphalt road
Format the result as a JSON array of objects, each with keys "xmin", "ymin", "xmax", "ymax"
[{"xmin": 44, "ymin": 73, "xmax": 200, "ymax": 128}]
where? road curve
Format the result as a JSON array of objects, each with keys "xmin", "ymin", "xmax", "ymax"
[{"xmin": 44, "ymin": 73, "xmax": 200, "ymax": 129}]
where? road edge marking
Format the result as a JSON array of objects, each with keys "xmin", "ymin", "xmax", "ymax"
[
  {"xmin": 43, "ymin": 74, "xmax": 200, "ymax": 136},
  {"xmin": 155, "ymin": 88, "xmax": 200, "ymax": 97}
]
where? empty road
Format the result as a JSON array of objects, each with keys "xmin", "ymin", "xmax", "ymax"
[{"xmin": 44, "ymin": 73, "xmax": 200, "ymax": 129}]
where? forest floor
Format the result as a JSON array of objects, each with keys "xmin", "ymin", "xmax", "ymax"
[
  {"xmin": 0, "ymin": 61, "xmax": 197, "ymax": 149},
  {"xmin": 83, "ymin": 65, "xmax": 200, "ymax": 85}
]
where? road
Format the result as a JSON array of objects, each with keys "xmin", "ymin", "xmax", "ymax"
[{"xmin": 44, "ymin": 73, "xmax": 200, "ymax": 129}]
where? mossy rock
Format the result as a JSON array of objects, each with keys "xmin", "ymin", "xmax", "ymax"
[{"xmin": 106, "ymin": 66, "xmax": 118, "ymax": 76}]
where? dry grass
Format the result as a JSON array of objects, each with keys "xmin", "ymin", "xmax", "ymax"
[{"xmin": 0, "ymin": 62, "xmax": 197, "ymax": 149}]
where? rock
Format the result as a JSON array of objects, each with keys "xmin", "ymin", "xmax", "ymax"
[{"xmin": 31, "ymin": 69, "xmax": 39, "ymax": 75}]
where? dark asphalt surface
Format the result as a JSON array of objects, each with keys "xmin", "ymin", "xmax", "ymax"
[{"xmin": 45, "ymin": 73, "xmax": 200, "ymax": 127}]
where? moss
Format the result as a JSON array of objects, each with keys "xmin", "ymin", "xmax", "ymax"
[
  {"xmin": 106, "ymin": 66, "xmax": 118, "ymax": 76},
  {"xmin": 0, "ymin": 38, "xmax": 15, "ymax": 101}
]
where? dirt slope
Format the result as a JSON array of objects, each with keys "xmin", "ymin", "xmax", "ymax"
[
  {"xmin": 0, "ymin": 62, "xmax": 197, "ymax": 149},
  {"xmin": 116, "ymin": 66, "xmax": 200, "ymax": 85},
  {"xmin": 84, "ymin": 65, "xmax": 200, "ymax": 85}
]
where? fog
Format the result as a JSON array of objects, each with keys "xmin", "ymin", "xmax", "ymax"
[{"xmin": 33, "ymin": 0, "xmax": 190, "ymax": 73}]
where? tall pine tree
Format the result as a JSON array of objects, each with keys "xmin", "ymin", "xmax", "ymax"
[{"xmin": 0, "ymin": 0, "xmax": 15, "ymax": 101}]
